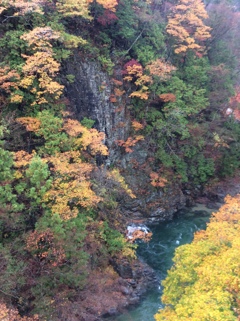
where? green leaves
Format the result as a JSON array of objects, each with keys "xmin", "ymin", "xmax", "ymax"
[{"xmin": 35, "ymin": 111, "xmax": 68, "ymax": 155}]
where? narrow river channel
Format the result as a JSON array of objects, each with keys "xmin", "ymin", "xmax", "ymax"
[{"xmin": 109, "ymin": 204, "xmax": 216, "ymax": 321}]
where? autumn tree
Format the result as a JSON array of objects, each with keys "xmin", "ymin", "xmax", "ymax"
[
  {"xmin": 123, "ymin": 58, "xmax": 176, "ymax": 100},
  {"xmin": 0, "ymin": 111, "xmax": 136, "ymax": 317},
  {"xmin": 0, "ymin": 0, "xmax": 45, "ymax": 16},
  {"xmin": 166, "ymin": 0, "xmax": 211, "ymax": 54},
  {"xmin": 155, "ymin": 194, "xmax": 240, "ymax": 321},
  {"xmin": 0, "ymin": 301, "xmax": 40, "ymax": 321}
]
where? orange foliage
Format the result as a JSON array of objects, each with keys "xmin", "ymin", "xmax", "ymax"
[
  {"xmin": 20, "ymin": 27, "xmax": 64, "ymax": 105},
  {"xmin": 129, "ymin": 90, "xmax": 149, "ymax": 100},
  {"xmin": 124, "ymin": 59, "xmax": 176, "ymax": 100},
  {"xmin": 116, "ymin": 135, "xmax": 144, "ymax": 153},
  {"xmin": 123, "ymin": 62, "xmax": 151, "ymax": 100},
  {"xmin": 210, "ymin": 194, "xmax": 240, "ymax": 226},
  {"xmin": 44, "ymin": 177, "xmax": 101, "ymax": 219},
  {"xmin": 112, "ymin": 78, "xmax": 123, "ymax": 86},
  {"xmin": 114, "ymin": 88, "xmax": 125, "ymax": 96},
  {"xmin": 110, "ymin": 94, "xmax": 117, "ymax": 102},
  {"xmin": 229, "ymin": 86, "xmax": 240, "ymax": 121},
  {"xmin": 233, "ymin": 109, "xmax": 240, "ymax": 121},
  {"xmin": 166, "ymin": 0, "xmax": 211, "ymax": 54},
  {"xmin": 128, "ymin": 230, "xmax": 153, "ymax": 243},
  {"xmin": 147, "ymin": 59, "xmax": 176, "ymax": 80},
  {"xmin": 13, "ymin": 150, "xmax": 36, "ymax": 168},
  {"xmin": 26, "ymin": 229, "xmax": 66, "ymax": 267},
  {"xmin": 123, "ymin": 63, "xmax": 143, "ymax": 81},
  {"xmin": 131, "ymin": 120, "xmax": 144, "ymax": 131},
  {"xmin": 16, "ymin": 117, "xmax": 41, "ymax": 132},
  {"xmin": 12, "ymin": 115, "xmax": 109, "ymax": 220},
  {"xmin": 63, "ymin": 119, "xmax": 108, "ymax": 156},
  {"xmin": 149, "ymin": 171, "xmax": 168, "ymax": 188},
  {"xmin": 0, "ymin": 66, "xmax": 21, "ymax": 105},
  {"xmin": 0, "ymin": 67, "xmax": 20, "ymax": 93},
  {"xmin": 159, "ymin": 93, "xmax": 176, "ymax": 102},
  {"xmin": 47, "ymin": 151, "xmax": 93, "ymax": 177}
]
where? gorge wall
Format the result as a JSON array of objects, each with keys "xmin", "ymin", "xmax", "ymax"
[{"xmin": 65, "ymin": 58, "xmax": 187, "ymax": 223}]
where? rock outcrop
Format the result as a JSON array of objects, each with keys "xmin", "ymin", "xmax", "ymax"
[{"xmin": 65, "ymin": 59, "xmax": 130, "ymax": 163}]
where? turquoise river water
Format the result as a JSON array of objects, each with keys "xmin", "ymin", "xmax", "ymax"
[{"xmin": 109, "ymin": 204, "xmax": 215, "ymax": 321}]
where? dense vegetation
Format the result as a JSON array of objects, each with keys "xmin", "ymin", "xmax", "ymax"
[
  {"xmin": 155, "ymin": 194, "xmax": 240, "ymax": 321},
  {"xmin": 0, "ymin": 0, "xmax": 239, "ymax": 319}
]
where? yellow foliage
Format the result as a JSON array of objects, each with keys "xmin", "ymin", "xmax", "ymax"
[
  {"xmin": 56, "ymin": 0, "xmax": 92, "ymax": 18},
  {"xmin": 147, "ymin": 59, "xmax": 177, "ymax": 80},
  {"xmin": 131, "ymin": 120, "xmax": 144, "ymax": 131},
  {"xmin": 19, "ymin": 75, "xmax": 35, "ymax": 88},
  {"xmin": 11, "ymin": 115, "xmax": 111, "ymax": 221},
  {"xmin": 0, "ymin": 300, "xmax": 41, "ymax": 320},
  {"xmin": 22, "ymin": 52, "xmax": 60, "ymax": 76},
  {"xmin": 62, "ymin": 34, "xmax": 87, "ymax": 48},
  {"xmin": 44, "ymin": 151, "xmax": 101, "ymax": 219},
  {"xmin": 0, "ymin": 67, "xmax": 20, "ymax": 93},
  {"xmin": 10, "ymin": 94, "xmax": 23, "ymax": 103},
  {"xmin": 107, "ymin": 169, "xmax": 136, "ymax": 198},
  {"xmin": 155, "ymin": 194, "xmax": 240, "ymax": 321},
  {"xmin": 166, "ymin": 0, "xmax": 211, "ymax": 55},
  {"xmin": 130, "ymin": 90, "xmax": 149, "ymax": 100},
  {"xmin": 124, "ymin": 64, "xmax": 143, "ymax": 81},
  {"xmin": 93, "ymin": 0, "xmax": 118, "ymax": 12},
  {"xmin": 134, "ymin": 74, "xmax": 152, "ymax": 86},
  {"xmin": 123, "ymin": 64, "xmax": 152, "ymax": 100},
  {"xmin": 19, "ymin": 27, "xmax": 64, "ymax": 105},
  {"xmin": 125, "ymin": 59, "xmax": 176, "ymax": 101},
  {"xmin": 13, "ymin": 150, "xmax": 36, "ymax": 168},
  {"xmin": 44, "ymin": 178, "xmax": 101, "ymax": 220},
  {"xmin": 1, "ymin": 0, "xmax": 44, "ymax": 15},
  {"xmin": 16, "ymin": 117, "xmax": 41, "ymax": 132},
  {"xmin": 21, "ymin": 27, "xmax": 61, "ymax": 49},
  {"xmin": 63, "ymin": 119, "xmax": 108, "ymax": 156},
  {"xmin": 120, "ymin": 244, "xmax": 137, "ymax": 259}
]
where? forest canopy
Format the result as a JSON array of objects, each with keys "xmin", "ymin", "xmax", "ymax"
[
  {"xmin": 0, "ymin": 0, "xmax": 239, "ymax": 319},
  {"xmin": 155, "ymin": 194, "xmax": 240, "ymax": 321}
]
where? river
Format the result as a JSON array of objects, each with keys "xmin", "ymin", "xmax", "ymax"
[{"xmin": 108, "ymin": 204, "xmax": 216, "ymax": 321}]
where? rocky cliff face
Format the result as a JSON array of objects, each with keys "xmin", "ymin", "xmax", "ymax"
[
  {"xmin": 53, "ymin": 260, "xmax": 157, "ymax": 321},
  {"xmin": 65, "ymin": 58, "xmax": 130, "ymax": 163},
  {"xmin": 65, "ymin": 58, "xmax": 187, "ymax": 222}
]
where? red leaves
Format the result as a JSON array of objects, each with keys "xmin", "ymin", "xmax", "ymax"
[
  {"xmin": 97, "ymin": 9, "xmax": 118, "ymax": 26},
  {"xmin": 122, "ymin": 59, "xmax": 143, "ymax": 77}
]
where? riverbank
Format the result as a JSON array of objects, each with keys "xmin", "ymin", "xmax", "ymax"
[{"xmin": 52, "ymin": 175, "xmax": 240, "ymax": 321}]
